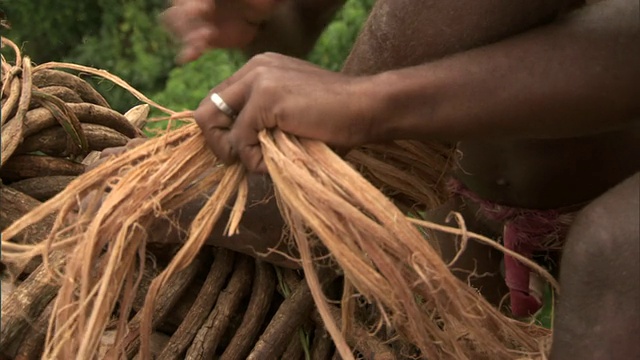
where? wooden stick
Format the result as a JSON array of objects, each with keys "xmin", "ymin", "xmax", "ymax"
[
  {"xmin": 8, "ymin": 176, "xmax": 76, "ymax": 202},
  {"xmin": 311, "ymin": 324, "xmax": 334, "ymax": 360},
  {"xmin": 115, "ymin": 256, "xmax": 202, "ymax": 359},
  {"xmin": 185, "ymin": 255, "xmax": 253, "ymax": 359},
  {"xmin": 157, "ymin": 249, "xmax": 235, "ymax": 360},
  {"xmin": 0, "ymin": 252, "xmax": 63, "ymax": 351},
  {"xmin": 312, "ymin": 307, "xmax": 396, "ymax": 360},
  {"xmin": 219, "ymin": 260, "xmax": 276, "ymax": 360},
  {"xmin": 13, "ymin": 299, "xmax": 55, "ymax": 360},
  {"xmin": 247, "ymin": 276, "xmax": 321, "ymax": 360}
]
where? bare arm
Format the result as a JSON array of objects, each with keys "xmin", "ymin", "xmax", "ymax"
[
  {"xmin": 245, "ymin": 0, "xmax": 346, "ymax": 58},
  {"xmin": 343, "ymin": 0, "xmax": 584, "ymax": 75},
  {"xmin": 162, "ymin": 0, "xmax": 344, "ymax": 63},
  {"xmin": 371, "ymin": 0, "xmax": 639, "ymax": 141}
]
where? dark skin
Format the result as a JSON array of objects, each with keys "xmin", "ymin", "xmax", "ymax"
[
  {"xmin": 162, "ymin": 0, "xmax": 345, "ymax": 63},
  {"xmin": 109, "ymin": 0, "xmax": 640, "ymax": 358}
]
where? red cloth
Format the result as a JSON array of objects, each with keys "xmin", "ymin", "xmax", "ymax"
[{"xmin": 447, "ymin": 179, "xmax": 575, "ymax": 317}]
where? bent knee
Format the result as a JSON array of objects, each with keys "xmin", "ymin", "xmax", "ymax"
[
  {"xmin": 551, "ymin": 174, "xmax": 640, "ymax": 359},
  {"xmin": 559, "ymin": 173, "xmax": 639, "ymax": 301},
  {"xmin": 565, "ymin": 173, "xmax": 639, "ymax": 260}
]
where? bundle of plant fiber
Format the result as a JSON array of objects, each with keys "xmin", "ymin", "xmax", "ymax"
[{"xmin": 1, "ymin": 62, "xmax": 554, "ymax": 360}]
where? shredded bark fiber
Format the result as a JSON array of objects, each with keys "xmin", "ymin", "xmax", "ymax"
[{"xmin": 1, "ymin": 39, "xmax": 556, "ymax": 360}]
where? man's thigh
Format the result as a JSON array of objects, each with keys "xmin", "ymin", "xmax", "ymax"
[{"xmin": 550, "ymin": 173, "xmax": 640, "ymax": 360}]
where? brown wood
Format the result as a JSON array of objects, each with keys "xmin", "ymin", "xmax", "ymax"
[
  {"xmin": 157, "ymin": 249, "xmax": 236, "ymax": 360},
  {"xmin": 219, "ymin": 260, "xmax": 276, "ymax": 360},
  {"xmin": 0, "ymin": 155, "xmax": 85, "ymax": 182},
  {"xmin": 311, "ymin": 325, "xmax": 334, "ymax": 360},
  {"xmin": 13, "ymin": 299, "xmax": 55, "ymax": 360},
  {"xmin": 0, "ymin": 185, "xmax": 55, "ymax": 273},
  {"xmin": 22, "ymin": 102, "xmax": 139, "ymax": 139},
  {"xmin": 32, "ymin": 69, "xmax": 110, "ymax": 108},
  {"xmin": 185, "ymin": 255, "xmax": 254, "ymax": 359},
  {"xmin": 8, "ymin": 175, "xmax": 76, "ymax": 201},
  {"xmin": 246, "ymin": 277, "xmax": 316, "ymax": 360},
  {"xmin": 116, "ymin": 256, "xmax": 203, "ymax": 359},
  {"xmin": 312, "ymin": 307, "xmax": 397, "ymax": 360},
  {"xmin": 28, "ymin": 86, "xmax": 83, "ymax": 109},
  {"xmin": 0, "ymin": 252, "xmax": 64, "ymax": 352},
  {"xmin": 18, "ymin": 123, "xmax": 130, "ymax": 156}
]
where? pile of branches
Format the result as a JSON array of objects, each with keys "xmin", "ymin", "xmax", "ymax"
[
  {"xmin": 0, "ymin": 36, "xmax": 147, "ymax": 273},
  {"xmin": 1, "ymin": 35, "xmax": 555, "ymax": 360}
]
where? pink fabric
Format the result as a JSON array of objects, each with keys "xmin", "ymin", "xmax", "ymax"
[{"xmin": 447, "ymin": 179, "xmax": 575, "ymax": 317}]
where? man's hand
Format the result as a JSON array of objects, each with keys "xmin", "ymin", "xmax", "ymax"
[
  {"xmin": 162, "ymin": 0, "xmax": 284, "ymax": 63},
  {"xmin": 194, "ymin": 52, "xmax": 381, "ymax": 173}
]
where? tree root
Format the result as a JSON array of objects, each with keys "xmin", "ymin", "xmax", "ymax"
[
  {"xmin": 0, "ymin": 185, "xmax": 55, "ymax": 248},
  {"xmin": 219, "ymin": 260, "xmax": 276, "ymax": 360},
  {"xmin": 18, "ymin": 123, "xmax": 130, "ymax": 156},
  {"xmin": 283, "ymin": 320, "xmax": 314, "ymax": 360},
  {"xmin": 113, "ymin": 256, "xmax": 203, "ymax": 359},
  {"xmin": 184, "ymin": 255, "xmax": 254, "ymax": 359},
  {"xmin": 8, "ymin": 176, "xmax": 76, "ymax": 202},
  {"xmin": 312, "ymin": 307, "xmax": 397, "ymax": 360},
  {"xmin": 311, "ymin": 324, "xmax": 335, "ymax": 360},
  {"xmin": 31, "ymin": 69, "xmax": 110, "ymax": 108},
  {"xmin": 247, "ymin": 274, "xmax": 317, "ymax": 360},
  {"xmin": 28, "ymin": 86, "xmax": 83, "ymax": 109},
  {"xmin": 13, "ymin": 299, "xmax": 55, "ymax": 360},
  {"xmin": 0, "ymin": 155, "xmax": 85, "ymax": 182},
  {"xmin": 22, "ymin": 102, "xmax": 139, "ymax": 139},
  {"xmin": 158, "ymin": 248, "xmax": 236, "ymax": 360},
  {"xmin": 0, "ymin": 252, "xmax": 64, "ymax": 351}
]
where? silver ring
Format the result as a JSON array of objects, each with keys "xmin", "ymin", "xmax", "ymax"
[{"xmin": 210, "ymin": 93, "xmax": 238, "ymax": 119}]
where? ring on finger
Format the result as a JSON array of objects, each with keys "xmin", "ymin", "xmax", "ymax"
[{"xmin": 210, "ymin": 93, "xmax": 238, "ymax": 120}]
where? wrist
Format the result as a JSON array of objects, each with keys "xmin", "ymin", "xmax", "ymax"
[
  {"xmin": 244, "ymin": 0, "xmax": 344, "ymax": 58},
  {"xmin": 362, "ymin": 68, "xmax": 443, "ymax": 143},
  {"xmin": 346, "ymin": 73, "xmax": 391, "ymax": 145}
]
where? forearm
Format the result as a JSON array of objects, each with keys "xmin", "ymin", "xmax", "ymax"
[
  {"xmin": 343, "ymin": 0, "xmax": 583, "ymax": 75},
  {"xmin": 371, "ymin": 0, "xmax": 639, "ymax": 141},
  {"xmin": 244, "ymin": 0, "xmax": 345, "ymax": 58}
]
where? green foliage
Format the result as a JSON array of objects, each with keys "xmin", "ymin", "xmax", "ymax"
[
  {"xmin": 152, "ymin": 50, "xmax": 247, "ymax": 112},
  {"xmin": 1, "ymin": 0, "xmax": 373, "ymax": 117},
  {"xmin": 145, "ymin": 49, "xmax": 247, "ymax": 133},
  {"xmin": 65, "ymin": 0, "xmax": 176, "ymax": 113},
  {"xmin": 0, "ymin": 0, "xmax": 101, "ymax": 62},
  {"xmin": 308, "ymin": 0, "xmax": 375, "ymax": 71},
  {"xmin": 151, "ymin": 0, "xmax": 374, "ymax": 115},
  {"xmin": 1, "ymin": 0, "xmax": 175, "ymax": 113}
]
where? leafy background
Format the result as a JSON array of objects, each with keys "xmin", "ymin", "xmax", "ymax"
[{"xmin": 0, "ymin": 0, "xmax": 374, "ymax": 116}]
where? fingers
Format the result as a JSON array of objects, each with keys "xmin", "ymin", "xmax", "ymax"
[
  {"xmin": 161, "ymin": 0, "xmax": 283, "ymax": 62},
  {"xmin": 230, "ymin": 116, "xmax": 267, "ymax": 173},
  {"xmin": 126, "ymin": 137, "xmax": 149, "ymax": 149},
  {"xmin": 194, "ymin": 77, "xmax": 249, "ymax": 166},
  {"xmin": 210, "ymin": 77, "xmax": 272, "ymax": 172},
  {"xmin": 195, "ymin": 53, "xmax": 323, "ymax": 172},
  {"xmin": 161, "ymin": 2, "xmax": 214, "ymax": 41},
  {"xmin": 86, "ymin": 137, "xmax": 148, "ymax": 172},
  {"xmin": 179, "ymin": 27, "xmax": 218, "ymax": 64},
  {"xmin": 195, "ymin": 73, "xmax": 272, "ymax": 172},
  {"xmin": 99, "ymin": 137, "xmax": 147, "ymax": 159},
  {"xmin": 162, "ymin": 1, "xmax": 218, "ymax": 63},
  {"xmin": 194, "ymin": 53, "xmax": 305, "ymax": 171}
]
